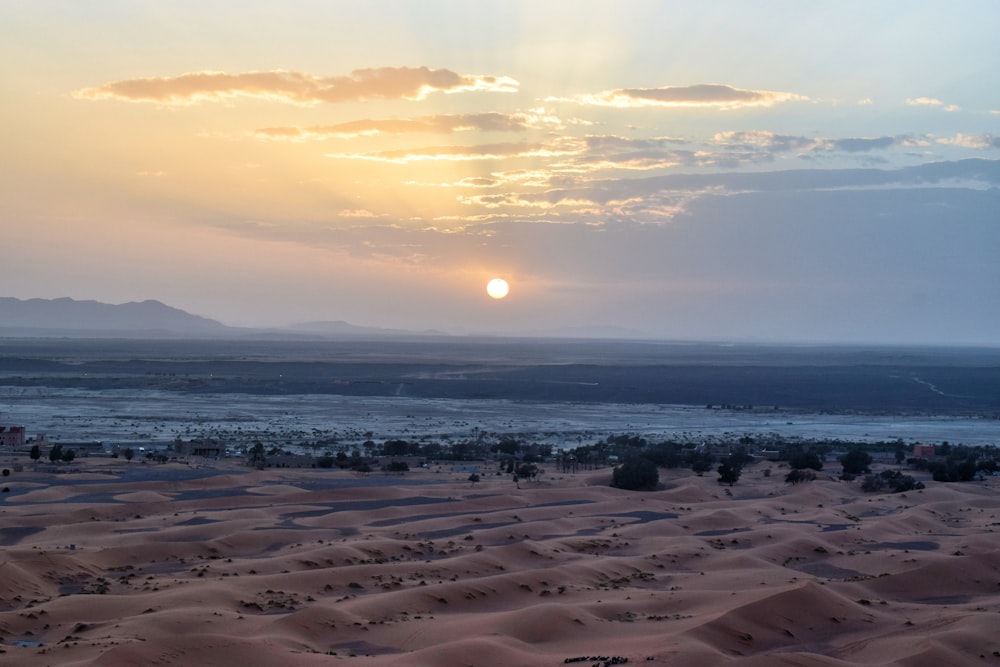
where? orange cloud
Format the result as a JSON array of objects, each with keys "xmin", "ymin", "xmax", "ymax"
[
  {"xmin": 74, "ymin": 67, "xmax": 518, "ymax": 105},
  {"xmin": 253, "ymin": 112, "xmax": 545, "ymax": 141},
  {"xmin": 327, "ymin": 139, "xmax": 582, "ymax": 164},
  {"xmin": 560, "ymin": 84, "xmax": 808, "ymax": 109}
]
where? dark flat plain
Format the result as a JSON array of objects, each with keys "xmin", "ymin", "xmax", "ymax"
[{"xmin": 0, "ymin": 337, "xmax": 998, "ymax": 414}]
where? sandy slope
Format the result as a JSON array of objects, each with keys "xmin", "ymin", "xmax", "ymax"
[{"xmin": 1, "ymin": 460, "xmax": 999, "ymax": 666}]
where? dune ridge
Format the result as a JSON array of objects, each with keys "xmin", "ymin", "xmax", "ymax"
[{"xmin": 1, "ymin": 460, "xmax": 999, "ymax": 665}]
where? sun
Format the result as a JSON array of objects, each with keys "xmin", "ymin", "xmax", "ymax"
[{"xmin": 486, "ymin": 277, "xmax": 509, "ymax": 299}]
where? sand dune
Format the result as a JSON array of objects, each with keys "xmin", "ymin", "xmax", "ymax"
[{"xmin": 1, "ymin": 460, "xmax": 999, "ymax": 665}]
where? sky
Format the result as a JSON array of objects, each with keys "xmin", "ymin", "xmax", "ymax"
[{"xmin": 2, "ymin": 0, "xmax": 999, "ymax": 344}]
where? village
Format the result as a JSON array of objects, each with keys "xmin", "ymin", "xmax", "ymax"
[{"xmin": 0, "ymin": 421, "xmax": 975, "ymax": 488}]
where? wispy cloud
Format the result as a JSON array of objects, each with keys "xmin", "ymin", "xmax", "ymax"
[
  {"xmin": 906, "ymin": 97, "xmax": 944, "ymax": 107},
  {"xmin": 905, "ymin": 96, "xmax": 960, "ymax": 111},
  {"xmin": 337, "ymin": 209, "xmax": 381, "ymax": 218},
  {"xmin": 252, "ymin": 111, "xmax": 557, "ymax": 141},
  {"xmin": 74, "ymin": 67, "xmax": 518, "ymax": 106},
  {"xmin": 713, "ymin": 130, "xmax": 816, "ymax": 152},
  {"xmin": 326, "ymin": 139, "xmax": 582, "ymax": 164},
  {"xmin": 559, "ymin": 83, "xmax": 808, "ymax": 110},
  {"xmin": 714, "ymin": 131, "xmax": 930, "ymax": 156},
  {"xmin": 938, "ymin": 133, "xmax": 1000, "ymax": 149}
]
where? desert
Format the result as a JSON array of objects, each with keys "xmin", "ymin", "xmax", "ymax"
[
  {"xmin": 1, "ymin": 338, "xmax": 999, "ymax": 665},
  {"xmin": 2, "ymin": 455, "xmax": 1000, "ymax": 666}
]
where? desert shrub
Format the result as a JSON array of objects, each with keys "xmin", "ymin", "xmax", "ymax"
[
  {"xmin": 886, "ymin": 473, "xmax": 924, "ymax": 492},
  {"xmin": 611, "ymin": 456, "xmax": 659, "ymax": 491},
  {"xmin": 840, "ymin": 449, "xmax": 872, "ymax": 476},
  {"xmin": 860, "ymin": 475, "xmax": 885, "ymax": 492},
  {"xmin": 382, "ymin": 461, "xmax": 410, "ymax": 473},
  {"xmin": 315, "ymin": 455, "xmax": 335, "ymax": 468},
  {"xmin": 789, "ymin": 451, "xmax": 823, "ymax": 471},
  {"xmin": 785, "ymin": 468, "xmax": 816, "ymax": 484},
  {"xmin": 1, "ymin": 469, "xmax": 9, "ymax": 477},
  {"xmin": 861, "ymin": 470, "xmax": 924, "ymax": 493}
]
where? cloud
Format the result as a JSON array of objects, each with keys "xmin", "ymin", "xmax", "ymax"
[
  {"xmin": 74, "ymin": 67, "xmax": 518, "ymax": 105},
  {"xmin": 714, "ymin": 131, "xmax": 931, "ymax": 156},
  {"xmin": 252, "ymin": 111, "xmax": 555, "ymax": 141},
  {"xmin": 906, "ymin": 97, "xmax": 944, "ymax": 107},
  {"xmin": 337, "ymin": 209, "xmax": 380, "ymax": 218},
  {"xmin": 938, "ymin": 133, "xmax": 1000, "ymax": 149},
  {"xmin": 713, "ymin": 130, "xmax": 816, "ymax": 152},
  {"xmin": 825, "ymin": 136, "xmax": 905, "ymax": 152},
  {"xmin": 561, "ymin": 83, "xmax": 808, "ymax": 110},
  {"xmin": 905, "ymin": 97, "xmax": 959, "ymax": 111},
  {"xmin": 326, "ymin": 139, "xmax": 582, "ymax": 164},
  {"xmin": 208, "ymin": 161, "xmax": 1000, "ymax": 326}
]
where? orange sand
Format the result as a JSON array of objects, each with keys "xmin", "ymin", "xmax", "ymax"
[{"xmin": 1, "ymin": 459, "xmax": 999, "ymax": 666}]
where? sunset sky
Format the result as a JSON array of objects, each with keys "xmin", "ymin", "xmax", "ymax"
[{"xmin": 2, "ymin": 1, "xmax": 999, "ymax": 344}]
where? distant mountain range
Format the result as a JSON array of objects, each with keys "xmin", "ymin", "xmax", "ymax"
[
  {"xmin": 0, "ymin": 297, "xmax": 649, "ymax": 341},
  {"xmin": 0, "ymin": 297, "xmax": 448, "ymax": 339},
  {"xmin": 0, "ymin": 297, "xmax": 234, "ymax": 337}
]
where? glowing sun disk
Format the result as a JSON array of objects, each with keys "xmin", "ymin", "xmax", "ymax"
[{"xmin": 486, "ymin": 278, "xmax": 509, "ymax": 299}]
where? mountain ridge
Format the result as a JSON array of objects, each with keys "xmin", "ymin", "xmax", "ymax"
[
  {"xmin": 0, "ymin": 297, "xmax": 451, "ymax": 340},
  {"xmin": 0, "ymin": 296, "xmax": 232, "ymax": 337}
]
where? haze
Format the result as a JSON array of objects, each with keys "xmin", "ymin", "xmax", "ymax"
[{"xmin": 2, "ymin": 1, "xmax": 999, "ymax": 345}]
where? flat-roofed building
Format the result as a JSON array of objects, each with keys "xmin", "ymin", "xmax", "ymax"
[{"xmin": 0, "ymin": 426, "xmax": 26, "ymax": 448}]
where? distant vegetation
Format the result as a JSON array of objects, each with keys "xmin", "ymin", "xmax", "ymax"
[
  {"xmin": 861, "ymin": 470, "xmax": 924, "ymax": 493},
  {"xmin": 611, "ymin": 456, "xmax": 659, "ymax": 490},
  {"xmin": 907, "ymin": 442, "xmax": 999, "ymax": 482}
]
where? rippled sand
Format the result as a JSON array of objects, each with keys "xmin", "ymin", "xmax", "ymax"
[{"xmin": 2, "ymin": 459, "xmax": 999, "ymax": 666}]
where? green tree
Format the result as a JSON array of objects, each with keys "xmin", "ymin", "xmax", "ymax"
[
  {"xmin": 840, "ymin": 449, "xmax": 872, "ymax": 476},
  {"xmin": 894, "ymin": 446, "xmax": 906, "ymax": 465},
  {"xmin": 382, "ymin": 439, "xmax": 410, "ymax": 457},
  {"xmin": 49, "ymin": 443, "xmax": 63, "ymax": 463},
  {"xmin": 123, "ymin": 447, "xmax": 135, "ymax": 463},
  {"xmin": 493, "ymin": 437, "xmax": 521, "ymax": 457},
  {"xmin": 468, "ymin": 473, "xmax": 481, "ymax": 487},
  {"xmin": 29, "ymin": 444, "xmax": 40, "ymax": 462},
  {"xmin": 689, "ymin": 450, "xmax": 715, "ymax": 476},
  {"xmin": 516, "ymin": 462, "xmax": 540, "ymax": 482},
  {"xmin": 62, "ymin": 448, "xmax": 76, "ymax": 463},
  {"xmin": 611, "ymin": 456, "xmax": 660, "ymax": 491},
  {"xmin": 717, "ymin": 458, "xmax": 743, "ymax": 486},
  {"xmin": 248, "ymin": 442, "xmax": 266, "ymax": 470}
]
